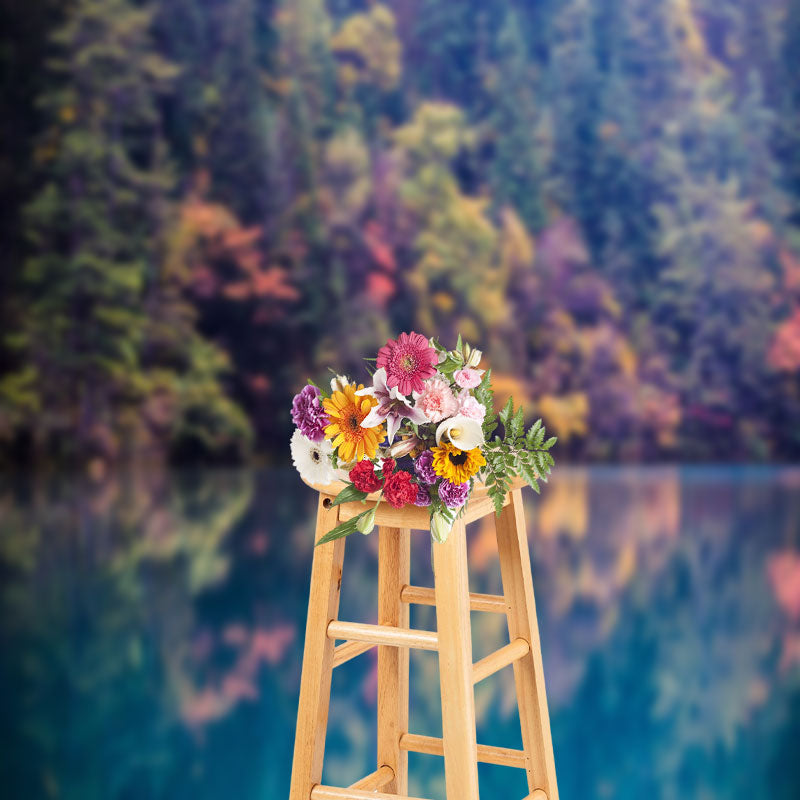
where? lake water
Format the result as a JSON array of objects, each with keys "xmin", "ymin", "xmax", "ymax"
[{"xmin": 1, "ymin": 466, "xmax": 799, "ymax": 800}]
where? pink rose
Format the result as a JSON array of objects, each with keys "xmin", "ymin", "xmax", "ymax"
[
  {"xmin": 453, "ymin": 368, "xmax": 484, "ymax": 389},
  {"xmin": 457, "ymin": 392, "xmax": 486, "ymax": 422}
]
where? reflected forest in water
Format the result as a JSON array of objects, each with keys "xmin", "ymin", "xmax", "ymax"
[{"xmin": 1, "ymin": 466, "xmax": 800, "ymax": 799}]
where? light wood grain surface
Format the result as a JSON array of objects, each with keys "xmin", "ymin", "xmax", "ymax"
[
  {"xmin": 472, "ymin": 637, "xmax": 531, "ymax": 684},
  {"xmin": 377, "ymin": 525, "xmax": 411, "ymax": 794},
  {"xmin": 288, "ymin": 495, "xmax": 345, "ymax": 800},
  {"xmin": 399, "ymin": 733, "xmax": 527, "ymax": 769},
  {"xmin": 311, "ymin": 786, "xmax": 430, "ymax": 800},
  {"xmin": 400, "ymin": 584, "xmax": 507, "ymax": 614},
  {"xmin": 433, "ymin": 517, "xmax": 481, "ymax": 799},
  {"xmin": 496, "ymin": 489, "xmax": 559, "ymax": 799},
  {"xmin": 348, "ymin": 765, "xmax": 395, "ymax": 791},
  {"xmin": 327, "ymin": 620, "xmax": 438, "ymax": 651}
]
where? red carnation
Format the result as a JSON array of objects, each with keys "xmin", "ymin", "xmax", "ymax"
[
  {"xmin": 381, "ymin": 458, "xmax": 396, "ymax": 478},
  {"xmin": 383, "ymin": 470, "xmax": 417, "ymax": 509},
  {"xmin": 349, "ymin": 459, "xmax": 383, "ymax": 493}
]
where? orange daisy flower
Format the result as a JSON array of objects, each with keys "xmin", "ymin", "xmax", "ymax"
[{"xmin": 323, "ymin": 383, "xmax": 385, "ymax": 462}]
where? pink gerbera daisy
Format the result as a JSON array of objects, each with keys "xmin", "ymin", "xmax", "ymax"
[{"xmin": 376, "ymin": 332, "xmax": 438, "ymax": 395}]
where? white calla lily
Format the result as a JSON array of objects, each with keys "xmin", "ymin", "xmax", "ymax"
[{"xmin": 435, "ymin": 415, "xmax": 484, "ymax": 450}]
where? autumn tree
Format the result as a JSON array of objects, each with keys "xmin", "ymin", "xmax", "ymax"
[{"xmin": 0, "ymin": 0, "xmax": 250, "ymax": 465}]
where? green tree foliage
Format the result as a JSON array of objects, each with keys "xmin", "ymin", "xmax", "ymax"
[
  {"xmin": 393, "ymin": 103, "xmax": 509, "ymax": 343},
  {"xmin": 0, "ymin": 0, "xmax": 64, "ymax": 381},
  {"xmin": 0, "ymin": 0, "xmax": 251, "ymax": 464},
  {"xmin": 484, "ymin": 9, "xmax": 549, "ymax": 232},
  {"xmin": 779, "ymin": 0, "xmax": 800, "ymax": 218},
  {"xmin": 154, "ymin": 0, "xmax": 277, "ymax": 221}
]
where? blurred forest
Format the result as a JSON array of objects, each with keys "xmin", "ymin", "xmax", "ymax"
[{"xmin": 2, "ymin": 0, "xmax": 800, "ymax": 467}]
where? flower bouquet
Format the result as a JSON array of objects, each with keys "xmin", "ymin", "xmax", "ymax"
[{"xmin": 290, "ymin": 332, "xmax": 556, "ymax": 545}]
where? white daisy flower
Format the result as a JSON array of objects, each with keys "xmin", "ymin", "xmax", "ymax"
[{"xmin": 290, "ymin": 429, "xmax": 336, "ymax": 485}]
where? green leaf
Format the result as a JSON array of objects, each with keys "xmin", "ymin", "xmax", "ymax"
[
  {"xmin": 489, "ymin": 483, "xmax": 505, "ymax": 516},
  {"xmin": 330, "ymin": 484, "xmax": 369, "ymax": 506},
  {"xmin": 474, "ymin": 369, "xmax": 498, "ymax": 439},
  {"xmin": 437, "ymin": 356, "xmax": 460, "ymax": 375},
  {"xmin": 542, "ymin": 436, "xmax": 558, "ymax": 450},
  {"xmin": 307, "ymin": 376, "xmax": 330, "ymax": 399},
  {"xmin": 519, "ymin": 457, "xmax": 538, "ymax": 489},
  {"xmin": 315, "ymin": 515, "xmax": 361, "ymax": 545},
  {"xmin": 499, "ymin": 396, "xmax": 514, "ymax": 427},
  {"xmin": 525, "ymin": 419, "xmax": 542, "ymax": 446},
  {"xmin": 316, "ymin": 506, "xmax": 380, "ymax": 545},
  {"xmin": 510, "ymin": 406, "xmax": 524, "ymax": 439}
]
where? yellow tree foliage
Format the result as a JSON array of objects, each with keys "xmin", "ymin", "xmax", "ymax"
[
  {"xmin": 330, "ymin": 4, "xmax": 402, "ymax": 91},
  {"xmin": 668, "ymin": 0, "xmax": 726, "ymax": 78},
  {"xmin": 393, "ymin": 102, "xmax": 473, "ymax": 165},
  {"xmin": 393, "ymin": 103, "xmax": 509, "ymax": 342},
  {"xmin": 500, "ymin": 206, "xmax": 536, "ymax": 272},
  {"xmin": 539, "ymin": 393, "xmax": 590, "ymax": 442},
  {"xmin": 320, "ymin": 127, "xmax": 372, "ymax": 226}
]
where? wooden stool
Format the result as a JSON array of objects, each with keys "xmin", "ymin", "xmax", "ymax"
[{"xmin": 289, "ymin": 478, "xmax": 558, "ymax": 800}]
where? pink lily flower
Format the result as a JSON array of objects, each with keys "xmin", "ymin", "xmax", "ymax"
[{"xmin": 356, "ymin": 368, "xmax": 428, "ymax": 444}]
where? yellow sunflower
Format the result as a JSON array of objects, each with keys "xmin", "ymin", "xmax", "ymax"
[
  {"xmin": 323, "ymin": 383, "xmax": 384, "ymax": 462},
  {"xmin": 431, "ymin": 442, "xmax": 486, "ymax": 484}
]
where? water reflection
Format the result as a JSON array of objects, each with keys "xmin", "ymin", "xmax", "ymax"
[{"xmin": 1, "ymin": 466, "xmax": 799, "ymax": 799}]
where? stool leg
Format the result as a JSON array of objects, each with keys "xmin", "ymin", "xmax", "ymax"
[
  {"xmin": 377, "ymin": 526, "xmax": 411, "ymax": 793},
  {"xmin": 433, "ymin": 518, "xmax": 480, "ymax": 800},
  {"xmin": 289, "ymin": 496, "xmax": 346, "ymax": 800},
  {"xmin": 495, "ymin": 489, "xmax": 559, "ymax": 800}
]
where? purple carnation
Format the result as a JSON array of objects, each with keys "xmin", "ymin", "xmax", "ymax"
[
  {"xmin": 291, "ymin": 384, "xmax": 329, "ymax": 442},
  {"xmin": 413, "ymin": 484, "xmax": 432, "ymax": 507},
  {"xmin": 414, "ymin": 450, "xmax": 437, "ymax": 485},
  {"xmin": 438, "ymin": 479, "xmax": 469, "ymax": 509}
]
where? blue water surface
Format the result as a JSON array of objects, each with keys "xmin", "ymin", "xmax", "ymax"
[{"xmin": 1, "ymin": 466, "xmax": 799, "ymax": 800}]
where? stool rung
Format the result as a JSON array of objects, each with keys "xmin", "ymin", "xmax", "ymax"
[
  {"xmin": 399, "ymin": 733, "xmax": 527, "ymax": 769},
  {"xmin": 525, "ymin": 791, "xmax": 548, "ymax": 800},
  {"xmin": 348, "ymin": 765, "xmax": 394, "ymax": 790},
  {"xmin": 332, "ymin": 640, "xmax": 375, "ymax": 668},
  {"xmin": 311, "ymin": 787, "xmax": 431, "ymax": 800},
  {"xmin": 400, "ymin": 584, "xmax": 507, "ymax": 614},
  {"xmin": 472, "ymin": 637, "xmax": 530, "ymax": 684},
  {"xmin": 327, "ymin": 620, "xmax": 438, "ymax": 651}
]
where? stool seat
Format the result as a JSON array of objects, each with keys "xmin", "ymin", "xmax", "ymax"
[
  {"xmin": 289, "ymin": 482, "xmax": 558, "ymax": 800},
  {"xmin": 300, "ymin": 475, "xmax": 527, "ymax": 529}
]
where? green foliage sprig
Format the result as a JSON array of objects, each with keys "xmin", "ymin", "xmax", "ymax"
[{"xmin": 482, "ymin": 396, "xmax": 557, "ymax": 515}]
